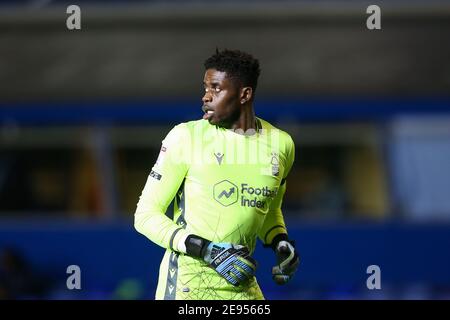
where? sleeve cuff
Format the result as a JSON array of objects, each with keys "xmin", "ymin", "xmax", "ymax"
[
  {"xmin": 173, "ymin": 230, "xmax": 191, "ymax": 254},
  {"xmin": 263, "ymin": 226, "xmax": 287, "ymax": 246}
]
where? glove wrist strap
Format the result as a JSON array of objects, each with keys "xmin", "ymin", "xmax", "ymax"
[
  {"xmin": 185, "ymin": 235, "xmax": 211, "ymax": 258},
  {"xmin": 265, "ymin": 233, "xmax": 290, "ymax": 251}
]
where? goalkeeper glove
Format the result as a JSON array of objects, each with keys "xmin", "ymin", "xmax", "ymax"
[
  {"xmin": 185, "ymin": 235, "xmax": 257, "ymax": 286},
  {"xmin": 270, "ymin": 234, "xmax": 299, "ymax": 285}
]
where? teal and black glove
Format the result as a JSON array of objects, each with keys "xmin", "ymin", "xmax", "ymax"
[
  {"xmin": 270, "ymin": 234, "xmax": 300, "ymax": 285},
  {"xmin": 185, "ymin": 235, "xmax": 257, "ymax": 286}
]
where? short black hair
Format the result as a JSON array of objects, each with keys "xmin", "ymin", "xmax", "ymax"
[{"xmin": 204, "ymin": 49, "xmax": 261, "ymax": 92}]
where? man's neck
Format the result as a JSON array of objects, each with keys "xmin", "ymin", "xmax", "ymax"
[{"xmin": 230, "ymin": 105, "xmax": 257, "ymax": 134}]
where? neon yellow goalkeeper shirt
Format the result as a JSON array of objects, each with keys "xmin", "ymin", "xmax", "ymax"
[{"xmin": 134, "ymin": 118, "xmax": 295, "ymax": 300}]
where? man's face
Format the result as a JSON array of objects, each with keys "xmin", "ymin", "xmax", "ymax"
[{"xmin": 202, "ymin": 69, "xmax": 241, "ymax": 128}]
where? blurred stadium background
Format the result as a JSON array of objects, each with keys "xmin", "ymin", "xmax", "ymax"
[{"xmin": 1, "ymin": 0, "xmax": 450, "ymax": 300}]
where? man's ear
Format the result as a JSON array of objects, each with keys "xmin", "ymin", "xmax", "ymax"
[{"xmin": 240, "ymin": 87, "xmax": 253, "ymax": 104}]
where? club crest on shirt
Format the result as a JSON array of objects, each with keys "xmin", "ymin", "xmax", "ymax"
[{"xmin": 271, "ymin": 152, "xmax": 279, "ymax": 176}]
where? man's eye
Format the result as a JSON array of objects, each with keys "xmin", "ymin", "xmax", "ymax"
[{"xmin": 204, "ymin": 87, "xmax": 220, "ymax": 93}]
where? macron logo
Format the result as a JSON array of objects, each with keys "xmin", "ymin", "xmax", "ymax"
[
  {"xmin": 214, "ymin": 152, "xmax": 224, "ymax": 165},
  {"xmin": 218, "ymin": 188, "xmax": 235, "ymax": 199}
]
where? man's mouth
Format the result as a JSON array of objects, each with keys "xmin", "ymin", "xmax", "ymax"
[
  {"xmin": 203, "ymin": 110, "xmax": 214, "ymax": 120},
  {"xmin": 202, "ymin": 106, "xmax": 214, "ymax": 120}
]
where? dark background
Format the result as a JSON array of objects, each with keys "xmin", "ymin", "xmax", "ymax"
[{"xmin": 1, "ymin": 0, "xmax": 450, "ymax": 299}]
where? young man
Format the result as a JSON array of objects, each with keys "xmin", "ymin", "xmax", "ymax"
[{"xmin": 134, "ymin": 49, "xmax": 299, "ymax": 300}]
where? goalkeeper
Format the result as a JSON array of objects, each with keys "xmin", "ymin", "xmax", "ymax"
[{"xmin": 134, "ymin": 49, "xmax": 299, "ymax": 300}]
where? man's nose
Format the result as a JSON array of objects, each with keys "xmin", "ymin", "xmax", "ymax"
[{"xmin": 202, "ymin": 92, "xmax": 212, "ymax": 103}]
